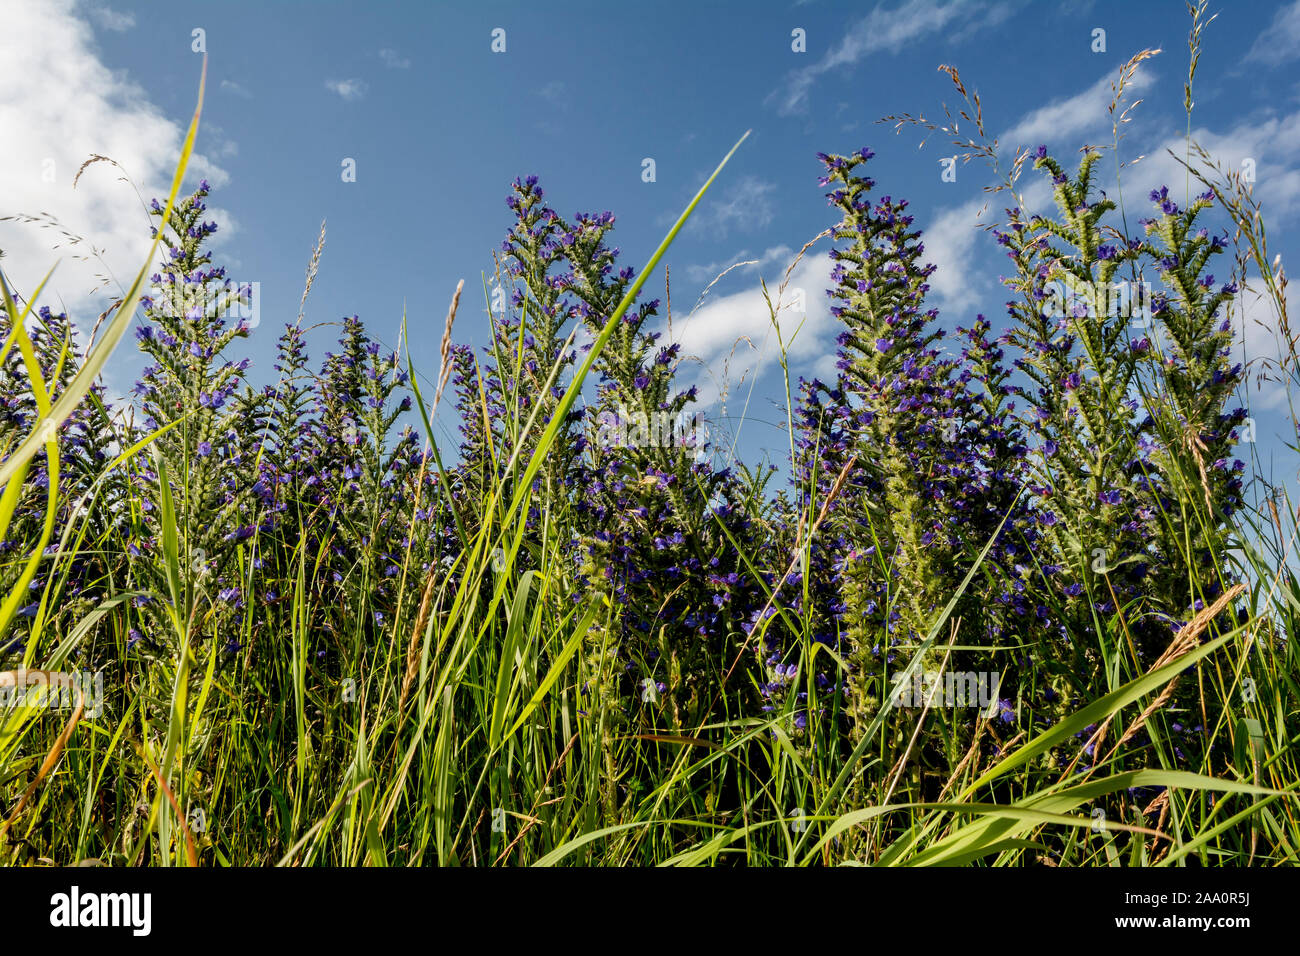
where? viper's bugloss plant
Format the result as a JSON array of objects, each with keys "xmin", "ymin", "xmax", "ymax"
[
  {"xmin": 561, "ymin": 197, "xmax": 761, "ymax": 727},
  {"xmin": 471, "ymin": 176, "xmax": 771, "ymax": 825},
  {"xmin": 793, "ymin": 149, "xmax": 1033, "ymax": 750},
  {"xmin": 130, "ymin": 180, "xmax": 256, "ymax": 646},
  {"xmin": 1139, "ymin": 185, "xmax": 1245, "ymax": 612},
  {"xmin": 998, "ymin": 146, "xmax": 1245, "ymax": 666}
]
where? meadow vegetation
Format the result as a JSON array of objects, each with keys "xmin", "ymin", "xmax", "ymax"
[{"xmin": 1, "ymin": 13, "xmax": 1297, "ymax": 866}]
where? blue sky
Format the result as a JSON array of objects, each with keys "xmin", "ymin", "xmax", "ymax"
[{"xmin": 3, "ymin": 0, "xmax": 1299, "ymax": 484}]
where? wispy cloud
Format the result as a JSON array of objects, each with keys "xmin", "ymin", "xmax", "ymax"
[
  {"xmin": 1117, "ymin": 110, "xmax": 1300, "ymax": 223},
  {"xmin": 999, "ymin": 63, "xmax": 1155, "ymax": 152},
  {"xmin": 683, "ymin": 245, "xmax": 796, "ymax": 285},
  {"xmin": 202, "ymin": 122, "xmax": 240, "ymax": 160},
  {"xmin": 220, "ymin": 78, "xmax": 252, "ymax": 99},
  {"xmin": 1245, "ymin": 0, "xmax": 1300, "ymax": 67},
  {"xmin": 325, "ymin": 78, "xmax": 368, "ymax": 102},
  {"xmin": 537, "ymin": 80, "xmax": 571, "ymax": 110},
  {"xmin": 768, "ymin": 0, "xmax": 977, "ymax": 116},
  {"xmin": 83, "ymin": 3, "xmax": 135, "ymax": 32},
  {"xmin": 378, "ymin": 48, "xmax": 410, "ymax": 69},
  {"xmin": 665, "ymin": 251, "xmax": 837, "ymax": 408},
  {"xmin": 684, "ymin": 175, "xmax": 778, "ymax": 240}
]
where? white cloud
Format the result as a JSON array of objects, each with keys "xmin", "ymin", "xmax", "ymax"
[
  {"xmin": 921, "ymin": 196, "xmax": 995, "ymax": 316},
  {"xmin": 948, "ymin": 0, "xmax": 1016, "ymax": 43},
  {"xmin": 378, "ymin": 48, "xmax": 410, "ymax": 69},
  {"xmin": 769, "ymin": 0, "xmax": 977, "ymax": 116},
  {"xmin": 664, "ymin": 251, "xmax": 836, "ymax": 409},
  {"xmin": 685, "ymin": 175, "xmax": 777, "ymax": 240},
  {"xmin": 1125, "ymin": 112, "xmax": 1300, "ymax": 223},
  {"xmin": 999, "ymin": 64, "xmax": 1155, "ymax": 153},
  {"xmin": 83, "ymin": 2, "xmax": 134, "ymax": 32},
  {"xmin": 325, "ymin": 78, "xmax": 368, "ymax": 101},
  {"xmin": 991, "ymin": 58, "xmax": 1300, "ymax": 229},
  {"xmin": 202, "ymin": 123, "xmax": 240, "ymax": 160},
  {"xmin": 0, "ymin": 0, "xmax": 231, "ymax": 329},
  {"xmin": 220, "ymin": 78, "xmax": 252, "ymax": 99},
  {"xmin": 1245, "ymin": 1, "xmax": 1300, "ymax": 67}
]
